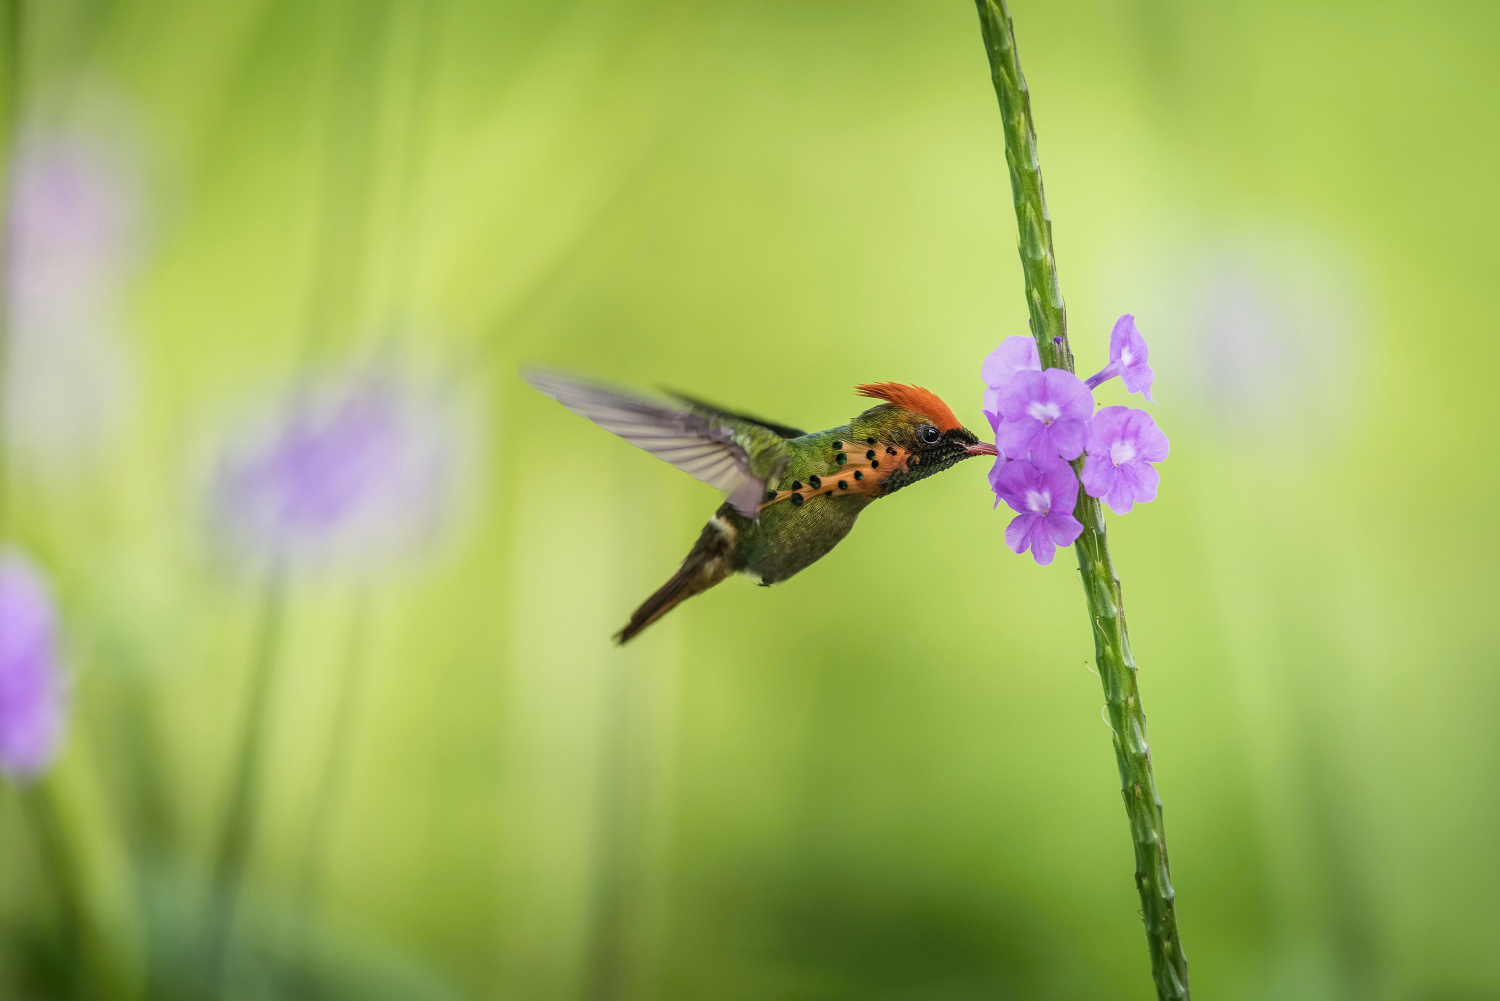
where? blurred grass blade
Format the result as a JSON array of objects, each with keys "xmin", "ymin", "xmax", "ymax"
[{"xmin": 203, "ymin": 568, "xmax": 288, "ymax": 994}]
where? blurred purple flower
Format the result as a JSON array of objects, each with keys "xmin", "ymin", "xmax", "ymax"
[
  {"xmin": 990, "ymin": 368, "xmax": 1094, "ymax": 462},
  {"xmin": 989, "ymin": 457, "xmax": 1083, "ymax": 566},
  {"xmin": 212, "ymin": 370, "xmax": 463, "ymax": 570},
  {"xmin": 3, "ymin": 128, "xmax": 141, "ymax": 474},
  {"xmin": 0, "ymin": 551, "xmax": 68, "ymax": 780},
  {"xmin": 981, "ymin": 335, "xmax": 1041, "ymax": 424},
  {"xmin": 7, "ymin": 132, "xmax": 137, "ymax": 303},
  {"xmin": 1084, "ymin": 314, "xmax": 1155, "ymax": 402},
  {"xmin": 1081, "ymin": 407, "xmax": 1169, "ymax": 515}
]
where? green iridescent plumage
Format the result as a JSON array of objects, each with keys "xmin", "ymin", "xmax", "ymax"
[{"xmin": 524, "ymin": 371, "xmax": 995, "ymax": 642}]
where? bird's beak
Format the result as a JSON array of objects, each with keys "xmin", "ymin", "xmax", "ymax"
[{"xmin": 964, "ymin": 442, "xmax": 999, "ymax": 457}]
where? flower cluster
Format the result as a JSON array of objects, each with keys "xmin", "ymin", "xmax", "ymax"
[{"xmin": 983, "ymin": 314, "xmax": 1168, "ymax": 565}]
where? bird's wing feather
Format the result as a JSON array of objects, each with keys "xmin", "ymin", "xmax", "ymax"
[
  {"xmin": 524, "ymin": 369, "xmax": 790, "ymax": 519},
  {"xmin": 663, "ymin": 391, "xmax": 807, "ymax": 439}
]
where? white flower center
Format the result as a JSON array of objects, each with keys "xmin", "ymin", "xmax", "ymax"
[
  {"xmin": 1027, "ymin": 400, "xmax": 1062, "ymax": 425},
  {"xmin": 1110, "ymin": 439, "xmax": 1136, "ymax": 466},
  {"xmin": 1120, "ymin": 348, "xmax": 1134, "ymax": 366},
  {"xmin": 1024, "ymin": 488, "xmax": 1051, "ymax": 515}
]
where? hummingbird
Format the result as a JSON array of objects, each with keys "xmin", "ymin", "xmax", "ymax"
[{"xmin": 524, "ymin": 371, "xmax": 998, "ymax": 643}]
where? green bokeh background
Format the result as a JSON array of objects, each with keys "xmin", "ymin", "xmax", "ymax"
[{"xmin": 4, "ymin": 1, "xmax": 1498, "ymax": 999}]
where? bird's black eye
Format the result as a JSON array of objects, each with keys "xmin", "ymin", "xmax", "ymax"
[{"xmin": 917, "ymin": 425, "xmax": 941, "ymax": 445}]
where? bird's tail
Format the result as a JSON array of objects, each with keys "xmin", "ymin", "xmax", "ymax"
[{"xmin": 616, "ymin": 518, "xmax": 738, "ymax": 644}]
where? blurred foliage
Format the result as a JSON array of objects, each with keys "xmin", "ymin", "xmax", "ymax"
[{"xmin": 2, "ymin": 0, "xmax": 1499, "ymax": 999}]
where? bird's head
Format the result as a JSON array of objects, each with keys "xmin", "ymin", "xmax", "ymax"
[{"xmin": 848, "ymin": 382, "xmax": 998, "ymax": 495}]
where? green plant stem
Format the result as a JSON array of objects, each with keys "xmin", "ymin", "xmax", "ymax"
[
  {"xmin": 0, "ymin": 0, "xmax": 23, "ymax": 534},
  {"xmin": 19, "ymin": 781, "xmax": 131, "ymax": 999},
  {"xmin": 20, "ymin": 782, "xmax": 85, "ymax": 994},
  {"xmin": 203, "ymin": 568, "xmax": 288, "ymax": 995},
  {"xmin": 295, "ymin": 588, "xmax": 370, "ymax": 916},
  {"xmin": 583, "ymin": 656, "xmax": 633, "ymax": 1001},
  {"xmin": 971, "ymin": 3, "xmax": 1190, "ymax": 998}
]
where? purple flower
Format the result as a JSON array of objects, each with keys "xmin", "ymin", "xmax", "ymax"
[
  {"xmin": 981, "ymin": 335, "xmax": 1041, "ymax": 422},
  {"xmin": 1081, "ymin": 406, "xmax": 1169, "ymax": 515},
  {"xmin": 989, "ymin": 457, "xmax": 1084, "ymax": 566},
  {"xmin": 1084, "ymin": 314, "xmax": 1155, "ymax": 402},
  {"xmin": 0, "ymin": 551, "xmax": 68, "ymax": 780},
  {"xmin": 6, "ymin": 132, "xmax": 139, "ymax": 295},
  {"xmin": 212, "ymin": 369, "xmax": 464, "ymax": 571},
  {"xmin": 991, "ymin": 368, "xmax": 1094, "ymax": 462},
  {"xmin": 3, "ymin": 129, "xmax": 142, "ymax": 475}
]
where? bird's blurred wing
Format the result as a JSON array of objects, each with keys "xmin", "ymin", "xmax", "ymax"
[
  {"xmin": 663, "ymin": 391, "xmax": 807, "ymax": 439},
  {"xmin": 524, "ymin": 370, "xmax": 789, "ymax": 519}
]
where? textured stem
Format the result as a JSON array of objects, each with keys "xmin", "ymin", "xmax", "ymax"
[{"xmin": 972, "ymin": 3, "xmax": 1190, "ymax": 998}]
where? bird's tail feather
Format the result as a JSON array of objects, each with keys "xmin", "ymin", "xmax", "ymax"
[{"xmin": 616, "ymin": 519, "xmax": 737, "ymax": 644}]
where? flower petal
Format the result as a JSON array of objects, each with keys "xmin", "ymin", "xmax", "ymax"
[
  {"xmin": 987, "ymin": 454, "xmax": 1008, "ymax": 508},
  {"xmin": 982, "ymin": 336, "xmax": 1041, "ymax": 388},
  {"xmin": 1079, "ymin": 450, "xmax": 1117, "ymax": 502},
  {"xmin": 1037, "ymin": 457, "xmax": 1081, "ymax": 516},
  {"xmin": 1045, "ymin": 511, "xmax": 1084, "ymax": 550},
  {"xmin": 1042, "ymin": 368, "xmax": 1096, "ymax": 422},
  {"xmin": 1110, "ymin": 314, "xmax": 1155, "ymax": 402},
  {"xmin": 1125, "ymin": 409, "xmax": 1170, "ymax": 462},
  {"xmin": 994, "ymin": 414, "xmax": 1042, "ymax": 462},
  {"xmin": 1103, "ymin": 478, "xmax": 1136, "ymax": 515},
  {"xmin": 1112, "ymin": 460, "xmax": 1160, "ymax": 514},
  {"xmin": 1004, "ymin": 510, "xmax": 1040, "ymax": 555},
  {"xmin": 1043, "ymin": 418, "xmax": 1087, "ymax": 461},
  {"xmin": 1029, "ymin": 530, "xmax": 1056, "ymax": 566},
  {"xmin": 1110, "ymin": 314, "xmax": 1145, "ymax": 364},
  {"xmin": 990, "ymin": 456, "xmax": 1038, "ymax": 514},
  {"xmin": 1122, "ymin": 362, "xmax": 1156, "ymax": 402},
  {"xmin": 994, "ymin": 368, "xmax": 1044, "ymax": 420},
  {"xmin": 1085, "ymin": 405, "xmax": 1131, "ymax": 455}
]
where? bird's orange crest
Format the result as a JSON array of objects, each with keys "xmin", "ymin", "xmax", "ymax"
[{"xmin": 854, "ymin": 383, "xmax": 962, "ymax": 432}]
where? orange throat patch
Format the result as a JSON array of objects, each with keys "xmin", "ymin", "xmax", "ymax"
[{"xmin": 758, "ymin": 440, "xmax": 913, "ymax": 512}]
